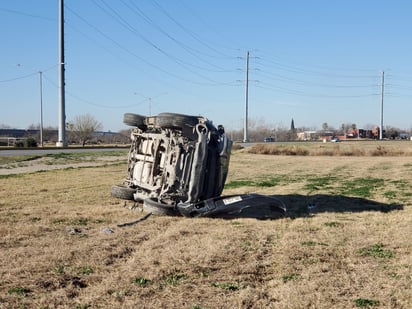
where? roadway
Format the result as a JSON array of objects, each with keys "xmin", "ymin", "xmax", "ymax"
[{"xmin": 0, "ymin": 147, "xmax": 128, "ymax": 157}]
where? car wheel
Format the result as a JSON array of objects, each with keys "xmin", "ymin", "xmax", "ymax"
[
  {"xmin": 111, "ymin": 185, "xmax": 136, "ymax": 200},
  {"xmin": 143, "ymin": 198, "xmax": 178, "ymax": 216},
  {"xmin": 123, "ymin": 113, "xmax": 146, "ymax": 128},
  {"xmin": 155, "ymin": 113, "xmax": 199, "ymax": 129}
]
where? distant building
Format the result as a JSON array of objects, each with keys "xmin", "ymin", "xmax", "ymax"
[
  {"xmin": 318, "ymin": 131, "xmax": 335, "ymax": 140},
  {"xmin": 296, "ymin": 131, "xmax": 318, "ymax": 141}
]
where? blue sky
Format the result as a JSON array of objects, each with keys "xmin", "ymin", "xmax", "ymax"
[{"xmin": 1, "ymin": 0, "xmax": 412, "ymax": 132}]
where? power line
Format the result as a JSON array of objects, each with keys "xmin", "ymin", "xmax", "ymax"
[
  {"xmin": 176, "ymin": 0, "xmax": 244, "ymax": 55},
  {"xmin": 254, "ymin": 69, "xmax": 379, "ymax": 89},
  {"xmin": 149, "ymin": 0, "xmax": 235, "ymax": 59},
  {"xmin": 121, "ymin": 0, "xmax": 229, "ymax": 71},
  {"xmin": 255, "ymin": 57, "xmax": 379, "ymax": 79},
  {"xmin": 65, "ymin": 3, "xmax": 234, "ymax": 86},
  {"xmin": 43, "ymin": 73, "xmax": 154, "ymax": 109},
  {"xmin": 0, "ymin": 7, "xmax": 55, "ymax": 21},
  {"xmin": 255, "ymin": 81, "xmax": 380, "ymax": 98},
  {"xmin": 65, "ymin": 5, "xmax": 190, "ymax": 83},
  {"xmin": 0, "ymin": 64, "xmax": 58, "ymax": 83},
  {"xmin": 91, "ymin": 0, "xmax": 231, "ymax": 85},
  {"xmin": 0, "ymin": 72, "xmax": 38, "ymax": 83}
]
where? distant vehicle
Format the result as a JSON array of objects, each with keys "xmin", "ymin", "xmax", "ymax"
[
  {"xmin": 331, "ymin": 137, "xmax": 341, "ymax": 142},
  {"xmin": 264, "ymin": 137, "xmax": 274, "ymax": 142}
]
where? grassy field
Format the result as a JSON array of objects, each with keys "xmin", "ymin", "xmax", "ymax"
[{"xmin": 0, "ymin": 141, "xmax": 411, "ymax": 308}]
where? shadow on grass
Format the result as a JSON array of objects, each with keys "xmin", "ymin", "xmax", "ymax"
[
  {"xmin": 276, "ymin": 194, "xmax": 403, "ymax": 219},
  {"xmin": 185, "ymin": 194, "xmax": 403, "ymax": 220},
  {"xmin": 208, "ymin": 194, "xmax": 403, "ymax": 220},
  {"xmin": 121, "ymin": 194, "xmax": 403, "ymax": 220}
]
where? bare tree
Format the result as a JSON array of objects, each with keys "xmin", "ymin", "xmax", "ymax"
[
  {"xmin": 69, "ymin": 114, "xmax": 102, "ymax": 147},
  {"xmin": 385, "ymin": 125, "xmax": 401, "ymax": 139}
]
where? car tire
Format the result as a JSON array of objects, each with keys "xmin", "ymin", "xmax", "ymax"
[
  {"xmin": 123, "ymin": 113, "xmax": 146, "ymax": 128},
  {"xmin": 111, "ymin": 185, "xmax": 136, "ymax": 200},
  {"xmin": 155, "ymin": 113, "xmax": 199, "ymax": 129},
  {"xmin": 143, "ymin": 198, "xmax": 178, "ymax": 216}
]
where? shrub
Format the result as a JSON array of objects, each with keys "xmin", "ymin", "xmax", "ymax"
[
  {"xmin": 14, "ymin": 137, "xmax": 37, "ymax": 148},
  {"xmin": 14, "ymin": 140, "xmax": 25, "ymax": 148},
  {"xmin": 231, "ymin": 143, "xmax": 243, "ymax": 151},
  {"xmin": 247, "ymin": 144, "xmax": 309, "ymax": 156}
]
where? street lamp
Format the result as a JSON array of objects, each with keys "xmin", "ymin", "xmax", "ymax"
[
  {"xmin": 133, "ymin": 92, "xmax": 167, "ymax": 116},
  {"xmin": 39, "ymin": 71, "xmax": 43, "ymax": 147},
  {"xmin": 17, "ymin": 64, "xmax": 44, "ymax": 147}
]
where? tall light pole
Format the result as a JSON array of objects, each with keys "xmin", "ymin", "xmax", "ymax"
[
  {"xmin": 39, "ymin": 71, "xmax": 43, "ymax": 147},
  {"xmin": 379, "ymin": 70, "xmax": 384, "ymax": 140},
  {"xmin": 17, "ymin": 64, "xmax": 44, "ymax": 147},
  {"xmin": 57, "ymin": 0, "xmax": 66, "ymax": 147},
  {"xmin": 243, "ymin": 50, "xmax": 249, "ymax": 143}
]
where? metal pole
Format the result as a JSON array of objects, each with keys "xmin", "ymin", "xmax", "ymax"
[
  {"xmin": 57, "ymin": 0, "xmax": 66, "ymax": 147},
  {"xmin": 380, "ymin": 70, "xmax": 384, "ymax": 140},
  {"xmin": 39, "ymin": 71, "xmax": 43, "ymax": 147},
  {"xmin": 243, "ymin": 50, "xmax": 249, "ymax": 143}
]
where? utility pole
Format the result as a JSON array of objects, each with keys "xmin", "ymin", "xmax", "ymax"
[
  {"xmin": 57, "ymin": 0, "xmax": 66, "ymax": 147},
  {"xmin": 243, "ymin": 50, "xmax": 249, "ymax": 143},
  {"xmin": 39, "ymin": 71, "xmax": 43, "ymax": 147},
  {"xmin": 380, "ymin": 70, "xmax": 384, "ymax": 140}
]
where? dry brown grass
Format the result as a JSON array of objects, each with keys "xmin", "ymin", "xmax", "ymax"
[
  {"xmin": 246, "ymin": 140, "xmax": 412, "ymax": 157},
  {"xmin": 0, "ymin": 145, "xmax": 411, "ymax": 308}
]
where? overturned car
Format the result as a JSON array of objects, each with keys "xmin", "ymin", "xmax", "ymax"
[
  {"xmin": 112, "ymin": 112, "xmax": 286, "ymax": 218},
  {"xmin": 112, "ymin": 112, "xmax": 232, "ymax": 215}
]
